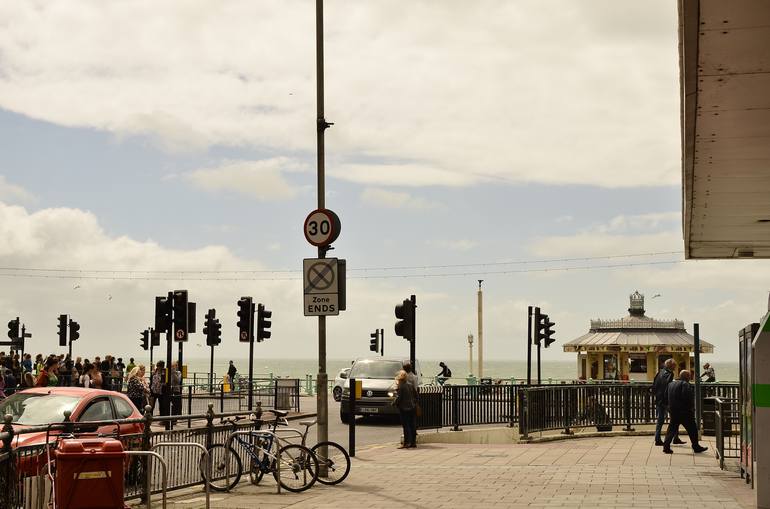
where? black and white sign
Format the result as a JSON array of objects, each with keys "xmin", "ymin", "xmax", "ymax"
[
  {"xmin": 303, "ymin": 208, "xmax": 341, "ymax": 247},
  {"xmin": 303, "ymin": 258, "xmax": 340, "ymax": 316}
]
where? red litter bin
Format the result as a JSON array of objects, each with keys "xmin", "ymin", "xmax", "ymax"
[{"xmin": 54, "ymin": 438, "xmax": 129, "ymax": 509}]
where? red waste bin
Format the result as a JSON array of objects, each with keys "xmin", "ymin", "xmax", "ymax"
[{"xmin": 54, "ymin": 438, "xmax": 129, "ymax": 509}]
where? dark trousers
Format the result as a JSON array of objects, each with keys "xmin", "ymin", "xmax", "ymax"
[
  {"xmin": 664, "ymin": 411, "xmax": 700, "ymax": 449},
  {"xmin": 655, "ymin": 402, "xmax": 678, "ymax": 442},
  {"xmin": 400, "ymin": 408, "xmax": 417, "ymax": 446}
]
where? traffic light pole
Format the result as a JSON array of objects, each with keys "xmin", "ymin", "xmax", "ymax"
[
  {"xmin": 527, "ymin": 306, "xmax": 532, "ymax": 386},
  {"xmin": 380, "ymin": 328, "xmax": 384, "ymax": 357},
  {"xmin": 248, "ymin": 303, "xmax": 255, "ymax": 410},
  {"xmin": 164, "ymin": 291, "xmax": 173, "ymax": 428},
  {"xmin": 537, "ymin": 341, "xmax": 541, "ymax": 385}
]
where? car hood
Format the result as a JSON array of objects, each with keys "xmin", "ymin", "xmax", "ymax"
[{"xmin": 10, "ymin": 427, "xmax": 57, "ymax": 449}]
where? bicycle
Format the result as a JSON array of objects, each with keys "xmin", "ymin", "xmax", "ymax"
[
  {"xmin": 275, "ymin": 417, "xmax": 351, "ymax": 485},
  {"xmin": 202, "ymin": 409, "xmax": 319, "ymax": 493}
]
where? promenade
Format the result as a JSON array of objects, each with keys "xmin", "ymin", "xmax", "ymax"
[{"xmin": 153, "ymin": 435, "xmax": 754, "ymax": 509}]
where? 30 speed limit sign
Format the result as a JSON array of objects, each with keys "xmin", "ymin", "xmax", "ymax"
[{"xmin": 304, "ymin": 208, "xmax": 341, "ymax": 247}]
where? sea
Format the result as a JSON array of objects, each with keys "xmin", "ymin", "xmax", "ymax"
[{"xmin": 178, "ymin": 358, "xmax": 740, "ymax": 383}]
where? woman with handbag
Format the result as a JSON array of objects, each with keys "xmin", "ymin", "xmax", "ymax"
[
  {"xmin": 394, "ymin": 370, "xmax": 418, "ymax": 449},
  {"xmin": 127, "ymin": 365, "xmax": 148, "ymax": 411}
]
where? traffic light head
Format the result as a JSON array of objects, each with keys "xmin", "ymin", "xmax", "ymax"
[
  {"xmin": 7, "ymin": 318, "xmax": 19, "ymax": 340},
  {"xmin": 237, "ymin": 297, "xmax": 253, "ymax": 342},
  {"xmin": 369, "ymin": 331, "xmax": 379, "ymax": 352},
  {"xmin": 534, "ymin": 307, "xmax": 545, "ymax": 346},
  {"xmin": 151, "ymin": 330, "xmax": 161, "ymax": 347},
  {"xmin": 155, "ymin": 296, "xmax": 171, "ymax": 333},
  {"xmin": 173, "ymin": 290, "xmax": 189, "ymax": 341},
  {"xmin": 69, "ymin": 320, "xmax": 80, "ymax": 341},
  {"xmin": 257, "ymin": 304, "xmax": 272, "ymax": 342},
  {"xmin": 140, "ymin": 330, "xmax": 149, "ymax": 351},
  {"xmin": 543, "ymin": 316, "xmax": 556, "ymax": 348},
  {"xmin": 394, "ymin": 296, "xmax": 416, "ymax": 341},
  {"xmin": 58, "ymin": 314, "xmax": 68, "ymax": 347}
]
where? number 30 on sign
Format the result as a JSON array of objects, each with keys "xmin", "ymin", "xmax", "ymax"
[{"xmin": 303, "ymin": 209, "xmax": 341, "ymax": 247}]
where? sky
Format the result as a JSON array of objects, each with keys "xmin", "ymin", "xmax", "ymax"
[{"xmin": 0, "ymin": 1, "xmax": 768, "ymax": 368}]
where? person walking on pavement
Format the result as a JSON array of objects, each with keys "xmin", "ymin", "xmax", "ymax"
[
  {"xmin": 227, "ymin": 360, "xmax": 237, "ymax": 388},
  {"xmin": 394, "ymin": 369, "xmax": 418, "ymax": 449},
  {"xmin": 652, "ymin": 358, "xmax": 684, "ymax": 446},
  {"xmin": 663, "ymin": 370, "xmax": 708, "ymax": 454}
]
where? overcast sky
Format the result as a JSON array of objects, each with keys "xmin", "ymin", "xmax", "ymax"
[{"xmin": 0, "ymin": 1, "xmax": 767, "ymax": 366}]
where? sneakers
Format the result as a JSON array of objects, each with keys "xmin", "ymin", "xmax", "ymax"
[
  {"xmin": 663, "ymin": 448, "xmax": 673, "ymax": 454},
  {"xmin": 654, "ymin": 440, "xmax": 664, "ymax": 446},
  {"xmin": 673, "ymin": 438, "xmax": 686, "ymax": 445},
  {"xmin": 693, "ymin": 445, "xmax": 708, "ymax": 453}
]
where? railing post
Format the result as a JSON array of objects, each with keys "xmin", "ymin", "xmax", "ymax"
[
  {"xmin": 519, "ymin": 388, "xmax": 528, "ymax": 439},
  {"xmin": 624, "ymin": 385, "xmax": 634, "ymax": 431},
  {"xmin": 563, "ymin": 387, "xmax": 573, "ymax": 435},
  {"xmin": 508, "ymin": 384, "xmax": 515, "ymax": 428},
  {"xmin": 2, "ymin": 415, "xmax": 16, "ymax": 508},
  {"xmin": 205, "ymin": 403, "xmax": 215, "ymax": 451},
  {"xmin": 187, "ymin": 385, "xmax": 193, "ymax": 428},
  {"xmin": 451, "ymin": 385, "xmax": 461, "ymax": 431},
  {"xmin": 219, "ymin": 384, "xmax": 224, "ymax": 413},
  {"xmin": 141, "ymin": 405, "xmax": 153, "ymax": 503}
]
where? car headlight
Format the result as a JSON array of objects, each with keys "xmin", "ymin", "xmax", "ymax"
[{"xmin": 387, "ymin": 391, "xmax": 394, "ymax": 397}]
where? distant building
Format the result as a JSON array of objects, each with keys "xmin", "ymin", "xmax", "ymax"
[{"xmin": 563, "ymin": 291, "xmax": 714, "ymax": 381}]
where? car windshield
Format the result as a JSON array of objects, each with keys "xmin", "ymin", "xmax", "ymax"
[
  {"xmin": 0, "ymin": 393, "xmax": 80, "ymax": 425},
  {"xmin": 349, "ymin": 360, "xmax": 403, "ymax": 379}
]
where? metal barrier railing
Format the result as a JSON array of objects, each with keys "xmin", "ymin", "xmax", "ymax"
[{"xmin": 714, "ymin": 397, "xmax": 741, "ymax": 470}]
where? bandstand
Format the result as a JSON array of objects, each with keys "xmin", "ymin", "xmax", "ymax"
[{"xmin": 563, "ymin": 291, "xmax": 713, "ymax": 381}]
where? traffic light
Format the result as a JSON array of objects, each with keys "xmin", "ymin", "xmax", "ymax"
[
  {"xmin": 543, "ymin": 315, "xmax": 556, "ymax": 348},
  {"xmin": 237, "ymin": 297, "xmax": 253, "ymax": 342},
  {"xmin": 155, "ymin": 295, "xmax": 171, "ymax": 333},
  {"xmin": 69, "ymin": 320, "xmax": 80, "ymax": 341},
  {"xmin": 173, "ymin": 290, "xmax": 188, "ymax": 341},
  {"xmin": 369, "ymin": 330, "xmax": 379, "ymax": 352},
  {"xmin": 151, "ymin": 329, "xmax": 161, "ymax": 346},
  {"xmin": 394, "ymin": 296, "xmax": 416, "ymax": 341},
  {"xmin": 58, "ymin": 314, "xmax": 68, "ymax": 347},
  {"xmin": 140, "ymin": 330, "xmax": 149, "ymax": 351},
  {"xmin": 204, "ymin": 309, "xmax": 222, "ymax": 347},
  {"xmin": 7, "ymin": 318, "xmax": 19, "ymax": 340},
  {"xmin": 534, "ymin": 307, "xmax": 545, "ymax": 346},
  {"xmin": 256, "ymin": 304, "xmax": 272, "ymax": 342}
]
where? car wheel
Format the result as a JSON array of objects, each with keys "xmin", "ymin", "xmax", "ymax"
[{"xmin": 333, "ymin": 386, "xmax": 342, "ymax": 402}]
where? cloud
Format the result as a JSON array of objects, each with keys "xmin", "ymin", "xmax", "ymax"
[
  {"xmin": 360, "ymin": 187, "xmax": 439, "ymax": 210},
  {"xmin": 0, "ymin": 176, "xmax": 35, "ymax": 204},
  {"xmin": 0, "ymin": 1, "xmax": 680, "ymax": 188},
  {"xmin": 186, "ymin": 158, "xmax": 305, "ymax": 201}
]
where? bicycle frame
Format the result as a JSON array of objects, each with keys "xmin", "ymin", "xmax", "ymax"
[{"xmin": 223, "ymin": 430, "xmax": 283, "ymax": 494}]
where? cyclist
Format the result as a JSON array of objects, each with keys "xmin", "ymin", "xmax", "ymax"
[{"xmin": 436, "ymin": 362, "xmax": 452, "ymax": 385}]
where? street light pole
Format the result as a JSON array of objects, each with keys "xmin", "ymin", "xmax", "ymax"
[
  {"xmin": 468, "ymin": 334, "xmax": 474, "ymax": 377},
  {"xmin": 477, "ymin": 280, "xmax": 484, "ymax": 379}
]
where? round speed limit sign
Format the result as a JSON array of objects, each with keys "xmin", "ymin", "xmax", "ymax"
[{"xmin": 304, "ymin": 208, "xmax": 341, "ymax": 247}]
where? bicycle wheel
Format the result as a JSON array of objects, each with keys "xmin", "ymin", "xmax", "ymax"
[
  {"xmin": 272, "ymin": 444, "xmax": 318, "ymax": 492},
  {"xmin": 248, "ymin": 456, "xmax": 268, "ymax": 485},
  {"xmin": 202, "ymin": 444, "xmax": 242, "ymax": 491},
  {"xmin": 310, "ymin": 441, "xmax": 351, "ymax": 485}
]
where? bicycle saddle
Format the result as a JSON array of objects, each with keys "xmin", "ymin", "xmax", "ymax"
[{"xmin": 272, "ymin": 409, "xmax": 289, "ymax": 417}]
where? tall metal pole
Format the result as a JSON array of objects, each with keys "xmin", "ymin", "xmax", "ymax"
[
  {"xmin": 477, "ymin": 280, "xmax": 483, "ymax": 379},
  {"xmin": 315, "ymin": 0, "xmax": 329, "ymax": 473},
  {"xmin": 527, "ymin": 306, "xmax": 533, "ymax": 385},
  {"xmin": 537, "ymin": 342, "xmax": 541, "ymax": 385},
  {"xmin": 694, "ymin": 322, "xmax": 701, "ymax": 432},
  {"xmin": 380, "ymin": 328, "xmax": 384, "ymax": 357},
  {"xmin": 468, "ymin": 334, "xmax": 474, "ymax": 377},
  {"xmin": 248, "ymin": 302, "xmax": 255, "ymax": 410}
]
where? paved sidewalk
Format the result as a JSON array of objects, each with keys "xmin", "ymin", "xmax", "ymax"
[{"xmin": 155, "ymin": 436, "xmax": 755, "ymax": 509}]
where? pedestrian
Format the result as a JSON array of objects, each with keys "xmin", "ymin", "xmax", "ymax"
[
  {"xmin": 4, "ymin": 368, "xmax": 17, "ymax": 396},
  {"xmin": 652, "ymin": 358, "xmax": 683, "ymax": 446},
  {"xmin": 35, "ymin": 357, "xmax": 60, "ymax": 387},
  {"xmin": 227, "ymin": 361, "xmax": 237, "ymax": 386},
  {"xmin": 437, "ymin": 362, "xmax": 452, "ymax": 385},
  {"xmin": 402, "ymin": 362, "xmax": 419, "ymax": 387},
  {"xmin": 662, "ymin": 370, "xmax": 708, "ymax": 454},
  {"xmin": 150, "ymin": 361, "xmax": 165, "ymax": 412},
  {"xmin": 170, "ymin": 361, "xmax": 182, "ymax": 416},
  {"xmin": 394, "ymin": 370, "xmax": 418, "ymax": 449},
  {"xmin": 88, "ymin": 362, "xmax": 103, "ymax": 389},
  {"xmin": 125, "ymin": 358, "xmax": 136, "ymax": 381},
  {"xmin": 79, "ymin": 361, "xmax": 93, "ymax": 388},
  {"xmin": 701, "ymin": 363, "xmax": 716, "ymax": 383},
  {"xmin": 126, "ymin": 365, "xmax": 148, "ymax": 411},
  {"xmin": 22, "ymin": 354, "xmax": 32, "ymax": 374},
  {"xmin": 101, "ymin": 355, "xmax": 112, "ymax": 390},
  {"xmin": 74, "ymin": 357, "xmax": 83, "ymax": 378}
]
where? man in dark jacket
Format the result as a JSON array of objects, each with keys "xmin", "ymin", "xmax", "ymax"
[
  {"xmin": 663, "ymin": 370, "xmax": 708, "ymax": 454},
  {"xmin": 652, "ymin": 358, "xmax": 683, "ymax": 446}
]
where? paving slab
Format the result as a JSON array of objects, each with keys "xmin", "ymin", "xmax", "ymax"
[{"xmin": 147, "ymin": 435, "xmax": 756, "ymax": 509}]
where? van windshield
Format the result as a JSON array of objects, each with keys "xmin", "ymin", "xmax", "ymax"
[{"xmin": 349, "ymin": 360, "xmax": 404, "ymax": 379}]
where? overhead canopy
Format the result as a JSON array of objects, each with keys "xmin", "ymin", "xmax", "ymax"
[{"xmin": 679, "ymin": 0, "xmax": 770, "ymax": 259}]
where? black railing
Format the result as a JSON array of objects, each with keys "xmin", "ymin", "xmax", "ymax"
[
  {"xmin": 414, "ymin": 381, "xmax": 740, "ymax": 438},
  {"xmin": 714, "ymin": 397, "xmax": 741, "ymax": 470}
]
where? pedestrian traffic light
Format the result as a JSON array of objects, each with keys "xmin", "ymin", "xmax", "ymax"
[
  {"xmin": 7, "ymin": 318, "xmax": 19, "ymax": 340},
  {"xmin": 237, "ymin": 297, "xmax": 253, "ymax": 342},
  {"xmin": 151, "ymin": 329, "xmax": 161, "ymax": 346},
  {"xmin": 543, "ymin": 316, "xmax": 556, "ymax": 348},
  {"xmin": 369, "ymin": 330, "xmax": 379, "ymax": 352},
  {"xmin": 256, "ymin": 304, "xmax": 272, "ymax": 342},
  {"xmin": 140, "ymin": 330, "xmax": 149, "ymax": 351},
  {"xmin": 58, "ymin": 314, "xmax": 68, "ymax": 347},
  {"xmin": 155, "ymin": 295, "xmax": 171, "ymax": 333},
  {"xmin": 173, "ymin": 290, "xmax": 188, "ymax": 341},
  {"xmin": 394, "ymin": 296, "xmax": 416, "ymax": 341},
  {"xmin": 69, "ymin": 320, "xmax": 80, "ymax": 341}
]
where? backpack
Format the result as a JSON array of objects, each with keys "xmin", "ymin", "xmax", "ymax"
[{"xmin": 151, "ymin": 372, "xmax": 162, "ymax": 395}]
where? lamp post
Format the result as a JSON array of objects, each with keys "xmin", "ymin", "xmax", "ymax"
[
  {"xmin": 477, "ymin": 280, "xmax": 484, "ymax": 379},
  {"xmin": 467, "ymin": 333, "xmax": 474, "ymax": 376}
]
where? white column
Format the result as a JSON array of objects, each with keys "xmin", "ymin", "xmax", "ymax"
[{"xmin": 477, "ymin": 282, "xmax": 483, "ymax": 378}]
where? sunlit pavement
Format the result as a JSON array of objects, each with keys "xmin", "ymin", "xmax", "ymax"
[{"xmin": 149, "ymin": 435, "xmax": 755, "ymax": 509}]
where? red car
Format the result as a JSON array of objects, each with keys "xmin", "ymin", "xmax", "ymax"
[{"xmin": 0, "ymin": 387, "xmax": 144, "ymax": 474}]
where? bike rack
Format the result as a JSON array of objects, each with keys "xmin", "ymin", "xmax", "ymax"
[
  {"xmin": 125, "ymin": 450, "xmax": 169, "ymax": 509},
  {"xmin": 223, "ymin": 430, "xmax": 282, "ymax": 494},
  {"xmin": 149, "ymin": 442, "xmax": 209, "ymax": 509}
]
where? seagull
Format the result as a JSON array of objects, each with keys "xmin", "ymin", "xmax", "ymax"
[
  {"xmin": 73, "ymin": 284, "xmax": 81, "ymax": 290},
  {"xmin": 651, "ymin": 294, "xmax": 661, "ymax": 299},
  {"xmin": 107, "ymin": 294, "xmax": 113, "ymax": 301}
]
